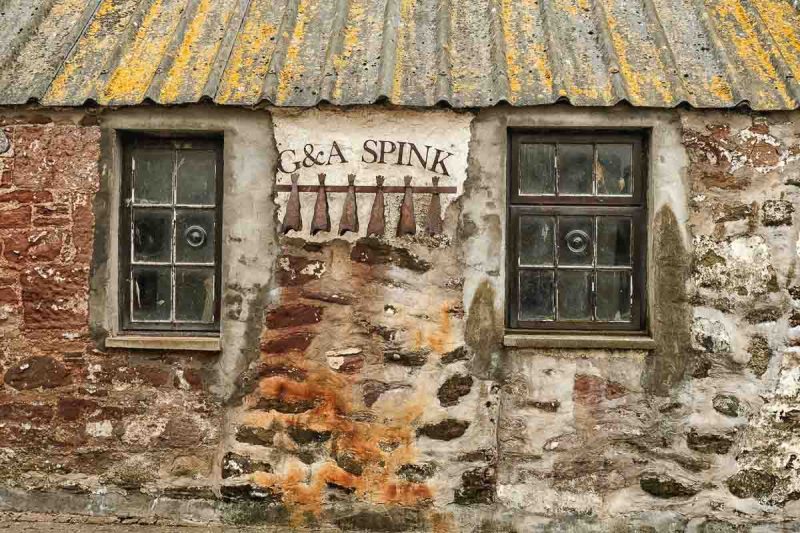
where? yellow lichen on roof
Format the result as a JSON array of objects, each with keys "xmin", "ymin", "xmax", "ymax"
[
  {"xmin": 3, "ymin": 0, "xmax": 800, "ymax": 109},
  {"xmin": 567, "ymin": 84, "xmax": 606, "ymax": 103},
  {"xmin": 101, "ymin": 0, "xmax": 188, "ymax": 105},
  {"xmin": 45, "ymin": 0, "xmax": 140, "ymax": 105},
  {"xmin": 216, "ymin": 0, "xmax": 282, "ymax": 105},
  {"xmin": 158, "ymin": 0, "xmax": 236, "ymax": 103},
  {"xmin": 501, "ymin": 0, "xmax": 522, "ymax": 98},
  {"xmin": 751, "ymin": 0, "xmax": 800, "ymax": 86},
  {"xmin": 503, "ymin": 0, "xmax": 553, "ymax": 102},
  {"xmin": 709, "ymin": 74, "xmax": 734, "ymax": 103},
  {"xmin": 276, "ymin": 0, "xmax": 316, "ymax": 105},
  {"xmin": 562, "ymin": 0, "xmax": 591, "ymax": 17},
  {"xmin": 600, "ymin": 0, "xmax": 674, "ymax": 106},
  {"xmin": 391, "ymin": 0, "xmax": 416, "ymax": 104},
  {"xmin": 711, "ymin": 0, "xmax": 795, "ymax": 108},
  {"xmin": 332, "ymin": 0, "xmax": 367, "ymax": 102}
]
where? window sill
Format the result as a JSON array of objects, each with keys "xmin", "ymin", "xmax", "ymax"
[
  {"xmin": 503, "ymin": 333, "xmax": 656, "ymax": 350},
  {"xmin": 105, "ymin": 335, "xmax": 221, "ymax": 352}
]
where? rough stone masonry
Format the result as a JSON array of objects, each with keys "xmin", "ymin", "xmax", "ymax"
[{"xmin": 0, "ymin": 105, "xmax": 798, "ymax": 532}]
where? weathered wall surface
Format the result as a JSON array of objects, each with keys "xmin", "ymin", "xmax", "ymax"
[
  {"xmin": 0, "ymin": 105, "xmax": 798, "ymax": 532},
  {"xmin": 0, "ymin": 111, "xmax": 223, "ymax": 521}
]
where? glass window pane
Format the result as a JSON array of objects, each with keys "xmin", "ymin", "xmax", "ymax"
[
  {"xmin": 557, "ymin": 144, "xmax": 593, "ymax": 194},
  {"xmin": 519, "ymin": 270, "xmax": 554, "ymax": 321},
  {"xmin": 519, "ymin": 144, "xmax": 555, "ymax": 195},
  {"xmin": 133, "ymin": 208, "xmax": 172, "ymax": 263},
  {"xmin": 176, "ymin": 209, "xmax": 216, "ymax": 264},
  {"xmin": 597, "ymin": 144, "xmax": 632, "ymax": 195},
  {"xmin": 175, "ymin": 268, "xmax": 215, "ymax": 322},
  {"xmin": 177, "ymin": 150, "xmax": 217, "ymax": 205},
  {"xmin": 133, "ymin": 149, "xmax": 173, "ymax": 204},
  {"xmin": 558, "ymin": 270, "xmax": 592, "ymax": 320},
  {"xmin": 597, "ymin": 217, "xmax": 632, "ymax": 266},
  {"xmin": 596, "ymin": 271, "xmax": 632, "ymax": 321},
  {"xmin": 131, "ymin": 266, "xmax": 171, "ymax": 321},
  {"xmin": 519, "ymin": 216, "xmax": 555, "ymax": 266},
  {"xmin": 558, "ymin": 216, "xmax": 593, "ymax": 266}
]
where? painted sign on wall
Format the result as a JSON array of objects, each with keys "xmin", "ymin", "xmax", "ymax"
[{"xmin": 273, "ymin": 108, "xmax": 473, "ymax": 242}]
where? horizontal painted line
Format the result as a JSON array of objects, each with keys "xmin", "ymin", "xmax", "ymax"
[{"xmin": 273, "ymin": 185, "xmax": 458, "ymax": 193}]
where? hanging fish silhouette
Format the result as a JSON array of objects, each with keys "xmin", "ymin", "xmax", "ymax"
[
  {"xmin": 397, "ymin": 175, "xmax": 416, "ymax": 236},
  {"xmin": 425, "ymin": 176, "xmax": 443, "ymax": 235},
  {"xmin": 310, "ymin": 173, "xmax": 330, "ymax": 234},
  {"xmin": 280, "ymin": 173, "xmax": 302, "ymax": 234},
  {"xmin": 367, "ymin": 175, "xmax": 386, "ymax": 237},
  {"xmin": 338, "ymin": 174, "xmax": 359, "ymax": 235}
]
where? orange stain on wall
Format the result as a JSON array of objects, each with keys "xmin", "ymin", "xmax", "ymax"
[{"xmin": 244, "ymin": 351, "xmax": 435, "ymax": 521}]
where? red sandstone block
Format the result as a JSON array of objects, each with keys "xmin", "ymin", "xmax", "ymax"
[
  {"xmin": 71, "ymin": 198, "xmax": 94, "ymax": 262},
  {"xmin": 3, "ymin": 230, "xmax": 64, "ymax": 265},
  {"xmin": 33, "ymin": 203, "xmax": 70, "ymax": 226},
  {"xmin": 3, "ymin": 355, "xmax": 71, "ymax": 390},
  {"xmin": 57, "ymin": 397, "xmax": 99, "ymax": 421},
  {"xmin": 11, "ymin": 125, "xmax": 100, "ymax": 191},
  {"xmin": 22, "ymin": 267, "xmax": 88, "ymax": 330},
  {"xmin": 0, "ymin": 205, "xmax": 31, "ymax": 228},
  {"xmin": 0, "ymin": 168, "xmax": 12, "ymax": 187},
  {"xmin": 180, "ymin": 368, "xmax": 204, "ymax": 391},
  {"xmin": 0, "ymin": 286, "xmax": 18, "ymax": 305},
  {"xmin": 0, "ymin": 190, "xmax": 53, "ymax": 204},
  {"xmin": 265, "ymin": 304, "xmax": 323, "ymax": 329}
]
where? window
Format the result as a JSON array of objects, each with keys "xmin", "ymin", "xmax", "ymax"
[
  {"xmin": 507, "ymin": 131, "xmax": 646, "ymax": 332},
  {"xmin": 120, "ymin": 136, "xmax": 222, "ymax": 333}
]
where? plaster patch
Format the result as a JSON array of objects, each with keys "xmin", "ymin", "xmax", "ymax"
[{"xmin": 86, "ymin": 420, "xmax": 113, "ymax": 438}]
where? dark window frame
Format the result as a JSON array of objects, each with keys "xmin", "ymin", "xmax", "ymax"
[
  {"xmin": 506, "ymin": 129, "xmax": 648, "ymax": 333},
  {"xmin": 119, "ymin": 134, "xmax": 223, "ymax": 335}
]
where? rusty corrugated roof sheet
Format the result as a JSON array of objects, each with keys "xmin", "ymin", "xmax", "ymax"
[{"xmin": 0, "ymin": 0, "xmax": 799, "ymax": 109}]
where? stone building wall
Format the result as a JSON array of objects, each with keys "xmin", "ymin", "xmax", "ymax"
[
  {"xmin": 0, "ymin": 106, "xmax": 797, "ymax": 532},
  {"xmin": 0, "ymin": 112, "xmax": 223, "ymax": 521}
]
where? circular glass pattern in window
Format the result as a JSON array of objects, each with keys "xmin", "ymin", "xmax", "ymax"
[
  {"xmin": 185, "ymin": 225, "xmax": 207, "ymax": 248},
  {"xmin": 565, "ymin": 229, "xmax": 590, "ymax": 254}
]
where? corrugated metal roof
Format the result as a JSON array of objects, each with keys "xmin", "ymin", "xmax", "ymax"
[{"xmin": 0, "ymin": 0, "xmax": 799, "ymax": 109}]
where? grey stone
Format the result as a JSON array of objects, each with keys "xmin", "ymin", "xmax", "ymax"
[
  {"xmin": 686, "ymin": 429, "xmax": 735, "ymax": 455},
  {"xmin": 761, "ymin": 199, "xmax": 794, "ymax": 226},
  {"xmin": 437, "ymin": 374, "xmax": 474, "ymax": 406},
  {"xmin": 712, "ymin": 394, "xmax": 741, "ymax": 417},
  {"xmin": 640, "ymin": 472, "xmax": 699, "ymax": 498},
  {"xmin": 417, "ymin": 419, "xmax": 470, "ymax": 440},
  {"xmin": 726, "ymin": 469, "xmax": 778, "ymax": 499},
  {"xmin": 454, "ymin": 466, "xmax": 496, "ymax": 505}
]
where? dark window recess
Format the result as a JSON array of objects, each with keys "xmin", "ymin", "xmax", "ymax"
[
  {"xmin": 120, "ymin": 136, "xmax": 222, "ymax": 333},
  {"xmin": 507, "ymin": 131, "xmax": 647, "ymax": 332}
]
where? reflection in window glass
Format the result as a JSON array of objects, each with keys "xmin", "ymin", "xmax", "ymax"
[
  {"xmin": 177, "ymin": 150, "xmax": 217, "ymax": 205},
  {"xmin": 131, "ymin": 266, "xmax": 171, "ymax": 321},
  {"xmin": 133, "ymin": 208, "xmax": 172, "ymax": 263},
  {"xmin": 557, "ymin": 144, "xmax": 593, "ymax": 194},
  {"xmin": 519, "ymin": 270, "xmax": 555, "ymax": 321},
  {"xmin": 176, "ymin": 268, "xmax": 215, "ymax": 322},
  {"xmin": 519, "ymin": 216, "xmax": 555, "ymax": 266},
  {"xmin": 557, "ymin": 270, "xmax": 593, "ymax": 320},
  {"xmin": 596, "ymin": 271, "xmax": 632, "ymax": 321},
  {"xmin": 134, "ymin": 149, "xmax": 173, "ymax": 204},
  {"xmin": 519, "ymin": 144, "xmax": 556, "ymax": 194},
  {"xmin": 597, "ymin": 217, "xmax": 632, "ymax": 266},
  {"xmin": 597, "ymin": 144, "xmax": 632, "ymax": 195}
]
